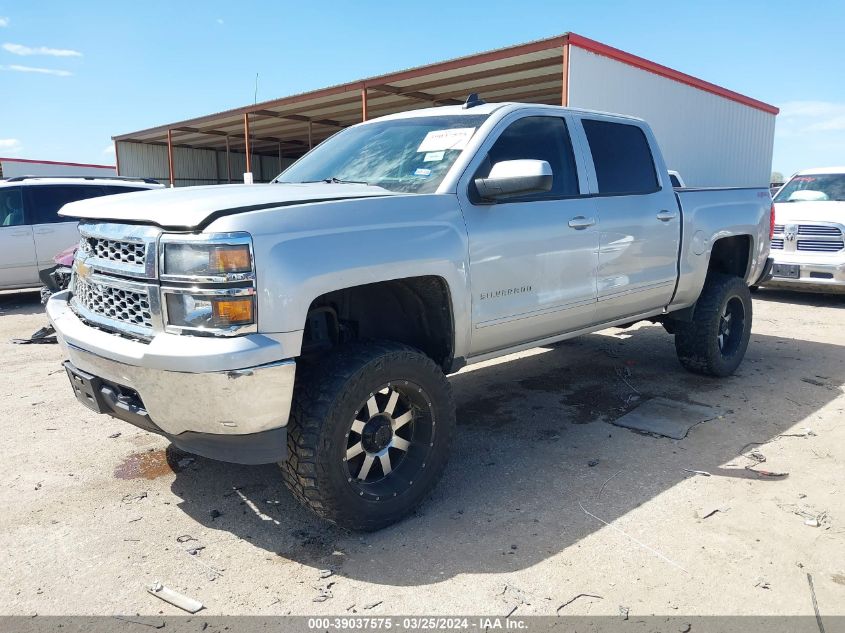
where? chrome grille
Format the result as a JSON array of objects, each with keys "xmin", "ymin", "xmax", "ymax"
[
  {"xmin": 78, "ymin": 222, "xmax": 160, "ymax": 280},
  {"xmin": 73, "ymin": 275, "xmax": 152, "ymax": 329},
  {"xmin": 771, "ymin": 238, "xmax": 784, "ymax": 250},
  {"xmin": 773, "ymin": 224, "xmax": 784, "ymax": 234},
  {"xmin": 799, "ymin": 224, "xmax": 842, "ymax": 237},
  {"xmin": 85, "ymin": 236, "xmax": 146, "ymax": 266},
  {"xmin": 797, "ymin": 240, "xmax": 844, "ymax": 253}
]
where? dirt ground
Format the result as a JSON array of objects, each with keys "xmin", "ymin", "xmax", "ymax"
[{"xmin": 0, "ymin": 288, "xmax": 843, "ymax": 617}]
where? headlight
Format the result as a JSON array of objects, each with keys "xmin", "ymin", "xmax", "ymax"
[
  {"xmin": 159, "ymin": 233, "xmax": 257, "ymax": 335},
  {"xmin": 163, "ymin": 242, "xmax": 252, "ymax": 278},
  {"xmin": 164, "ymin": 290, "xmax": 255, "ymax": 332}
]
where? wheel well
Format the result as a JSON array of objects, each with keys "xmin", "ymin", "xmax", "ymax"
[
  {"xmin": 302, "ymin": 276, "xmax": 454, "ymax": 371},
  {"xmin": 708, "ymin": 235, "xmax": 751, "ymax": 279}
]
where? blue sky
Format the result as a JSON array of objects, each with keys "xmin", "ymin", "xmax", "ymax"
[{"xmin": 1, "ymin": 0, "xmax": 843, "ymax": 178}]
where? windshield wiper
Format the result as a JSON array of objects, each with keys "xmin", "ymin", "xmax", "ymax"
[{"xmin": 301, "ymin": 177, "xmax": 369, "ymax": 185}]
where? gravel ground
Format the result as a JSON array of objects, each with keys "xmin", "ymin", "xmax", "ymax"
[{"xmin": 0, "ymin": 288, "xmax": 843, "ymax": 617}]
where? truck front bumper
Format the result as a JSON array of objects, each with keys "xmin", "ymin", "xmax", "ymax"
[{"xmin": 48, "ymin": 290, "xmax": 296, "ymax": 464}]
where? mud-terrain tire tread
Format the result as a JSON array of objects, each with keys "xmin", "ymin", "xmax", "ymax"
[
  {"xmin": 674, "ymin": 273, "xmax": 752, "ymax": 377},
  {"xmin": 280, "ymin": 341, "xmax": 455, "ymax": 531}
]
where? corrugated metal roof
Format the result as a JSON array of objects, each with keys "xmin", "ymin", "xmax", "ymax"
[{"xmin": 114, "ymin": 32, "xmax": 777, "ymax": 159}]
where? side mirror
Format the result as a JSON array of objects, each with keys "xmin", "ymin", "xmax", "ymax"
[{"xmin": 474, "ymin": 159, "xmax": 553, "ymax": 201}]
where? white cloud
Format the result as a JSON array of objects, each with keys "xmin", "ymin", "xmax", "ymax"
[
  {"xmin": 2, "ymin": 42, "xmax": 82, "ymax": 57},
  {"xmin": 1, "ymin": 64, "xmax": 72, "ymax": 76},
  {"xmin": 0, "ymin": 138, "xmax": 23, "ymax": 155},
  {"xmin": 773, "ymin": 100, "xmax": 845, "ymax": 175},
  {"xmin": 776, "ymin": 101, "xmax": 845, "ymax": 137},
  {"xmin": 0, "ymin": 17, "xmax": 9, "ymax": 27},
  {"xmin": 102, "ymin": 144, "xmax": 115, "ymax": 155},
  {"xmin": 216, "ymin": 18, "xmax": 224, "ymax": 24}
]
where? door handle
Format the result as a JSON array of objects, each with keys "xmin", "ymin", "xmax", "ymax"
[
  {"xmin": 656, "ymin": 210, "xmax": 678, "ymax": 222},
  {"xmin": 33, "ymin": 227, "xmax": 54, "ymax": 234},
  {"xmin": 11, "ymin": 229, "xmax": 30, "ymax": 236},
  {"xmin": 568, "ymin": 216, "xmax": 596, "ymax": 230}
]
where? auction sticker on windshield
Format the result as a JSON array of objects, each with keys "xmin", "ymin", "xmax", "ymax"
[{"xmin": 417, "ymin": 128, "xmax": 476, "ymax": 152}]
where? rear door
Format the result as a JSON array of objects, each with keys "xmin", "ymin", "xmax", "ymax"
[
  {"xmin": 457, "ymin": 111, "xmax": 599, "ymax": 356},
  {"xmin": 0, "ymin": 186, "xmax": 39, "ymax": 288},
  {"xmin": 574, "ymin": 116, "xmax": 681, "ymax": 320},
  {"xmin": 23, "ymin": 185, "xmax": 104, "ymax": 270}
]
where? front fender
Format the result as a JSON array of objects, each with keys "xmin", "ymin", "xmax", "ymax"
[{"xmin": 208, "ymin": 194, "xmax": 471, "ymax": 359}]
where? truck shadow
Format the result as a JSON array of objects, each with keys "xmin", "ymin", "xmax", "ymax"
[
  {"xmin": 0, "ymin": 290, "xmax": 45, "ymax": 317},
  {"xmin": 752, "ymin": 287, "xmax": 844, "ymax": 307},
  {"xmin": 169, "ymin": 323, "xmax": 843, "ymax": 587}
]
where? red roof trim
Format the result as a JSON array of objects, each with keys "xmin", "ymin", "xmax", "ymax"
[
  {"xmin": 566, "ymin": 33, "xmax": 779, "ymax": 115},
  {"xmin": 0, "ymin": 157, "xmax": 116, "ymax": 169}
]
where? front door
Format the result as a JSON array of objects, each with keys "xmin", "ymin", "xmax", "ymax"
[
  {"xmin": 23, "ymin": 185, "xmax": 97, "ymax": 270},
  {"xmin": 457, "ymin": 114, "xmax": 599, "ymax": 357}
]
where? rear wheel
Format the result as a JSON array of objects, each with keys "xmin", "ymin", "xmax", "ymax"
[
  {"xmin": 281, "ymin": 341, "xmax": 455, "ymax": 531},
  {"xmin": 674, "ymin": 274, "xmax": 752, "ymax": 377}
]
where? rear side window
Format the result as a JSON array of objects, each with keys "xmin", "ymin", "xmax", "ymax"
[
  {"xmin": 474, "ymin": 116, "xmax": 579, "ymax": 200},
  {"xmin": 102, "ymin": 186, "xmax": 148, "ymax": 195},
  {"xmin": 0, "ymin": 187, "xmax": 25, "ymax": 227},
  {"xmin": 23, "ymin": 185, "xmax": 105, "ymax": 224},
  {"xmin": 582, "ymin": 120, "xmax": 658, "ymax": 195}
]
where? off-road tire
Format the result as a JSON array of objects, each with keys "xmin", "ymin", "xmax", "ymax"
[
  {"xmin": 281, "ymin": 341, "xmax": 455, "ymax": 531},
  {"xmin": 674, "ymin": 274, "xmax": 752, "ymax": 377}
]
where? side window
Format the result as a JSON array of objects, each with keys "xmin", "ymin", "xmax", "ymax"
[
  {"xmin": 582, "ymin": 119, "xmax": 659, "ymax": 195},
  {"xmin": 473, "ymin": 116, "xmax": 579, "ymax": 201},
  {"xmin": 23, "ymin": 185, "xmax": 105, "ymax": 224},
  {"xmin": 103, "ymin": 186, "xmax": 146, "ymax": 195},
  {"xmin": 0, "ymin": 187, "xmax": 25, "ymax": 227},
  {"xmin": 669, "ymin": 174, "xmax": 681, "ymax": 188}
]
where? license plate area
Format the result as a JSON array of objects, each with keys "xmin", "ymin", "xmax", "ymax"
[
  {"xmin": 64, "ymin": 361, "xmax": 107, "ymax": 413},
  {"xmin": 772, "ymin": 263, "xmax": 800, "ymax": 279}
]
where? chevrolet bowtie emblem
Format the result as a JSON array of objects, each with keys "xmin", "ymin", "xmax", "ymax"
[{"xmin": 76, "ymin": 257, "xmax": 92, "ymax": 280}]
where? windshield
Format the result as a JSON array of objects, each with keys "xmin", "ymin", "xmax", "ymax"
[
  {"xmin": 774, "ymin": 173, "xmax": 845, "ymax": 202},
  {"xmin": 274, "ymin": 114, "xmax": 488, "ymax": 194}
]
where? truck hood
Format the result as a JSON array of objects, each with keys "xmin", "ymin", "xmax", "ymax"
[
  {"xmin": 774, "ymin": 200, "xmax": 845, "ymax": 225},
  {"xmin": 59, "ymin": 183, "xmax": 398, "ymax": 230}
]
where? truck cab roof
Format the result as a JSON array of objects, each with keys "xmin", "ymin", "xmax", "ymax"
[{"xmin": 374, "ymin": 101, "xmax": 648, "ymax": 124}]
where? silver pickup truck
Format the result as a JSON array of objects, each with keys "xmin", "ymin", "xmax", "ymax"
[{"xmin": 48, "ymin": 102, "xmax": 773, "ymax": 530}]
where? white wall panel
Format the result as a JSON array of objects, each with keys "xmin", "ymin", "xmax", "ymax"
[
  {"xmin": 1, "ymin": 159, "xmax": 115, "ymax": 178},
  {"xmin": 117, "ymin": 141, "xmax": 293, "ymax": 186},
  {"xmin": 568, "ymin": 47, "xmax": 775, "ymax": 188}
]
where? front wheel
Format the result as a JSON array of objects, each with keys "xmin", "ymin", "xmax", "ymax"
[
  {"xmin": 281, "ymin": 341, "xmax": 456, "ymax": 531},
  {"xmin": 674, "ymin": 274, "xmax": 753, "ymax": 377}
]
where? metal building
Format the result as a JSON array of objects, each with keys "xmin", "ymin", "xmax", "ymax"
[
  {"xmin": 0, "ymin": 157, "xmax": 116, "ymax": 179},
  {"xmin": 114, "ymin": 33, "xmax": 777, "ymax": 188}
]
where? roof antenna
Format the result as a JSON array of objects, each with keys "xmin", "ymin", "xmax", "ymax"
[{"xmin": 463, "ymin": 93, "xmax": 485, "ymax": 109}]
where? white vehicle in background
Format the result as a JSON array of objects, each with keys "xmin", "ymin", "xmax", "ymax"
[
  {"xmin": 0, "ymin": 176, "xmax": 162, "ymax": 290},
  {"xmin": 765, "ymin": 167, "xmax": 845, "ymax": 293}
]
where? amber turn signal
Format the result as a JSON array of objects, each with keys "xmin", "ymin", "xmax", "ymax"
[
  {"xmin": 210, "ymin": 245, "xmax": 251, "ymax": 273},
  {"xmin": 212, "ymin": 297, "xmax": 254, "ymax": 325}
]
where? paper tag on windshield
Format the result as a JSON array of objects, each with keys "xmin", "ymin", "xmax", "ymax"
[
  {"xmin": 423, "ymin": 151, "xmax": 445, "ymax": 162},
  {"xmin": 417, "ymin": 128, "xmax": 476, "ymax": 153}
]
